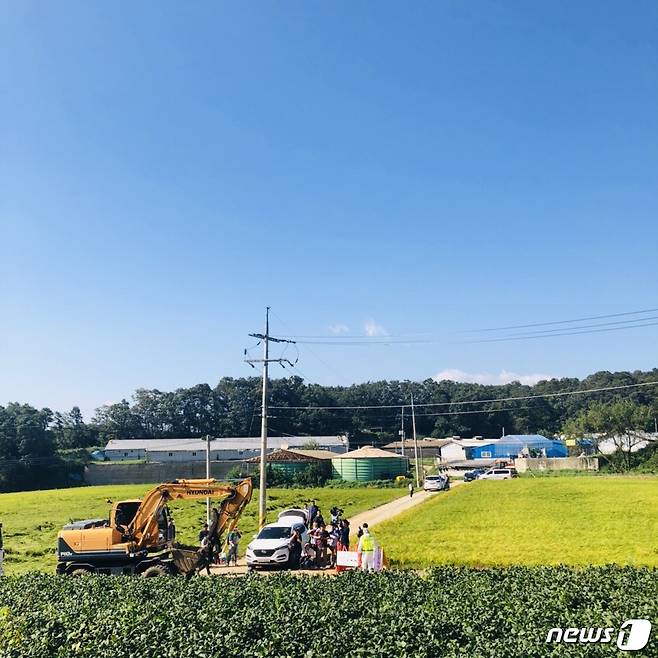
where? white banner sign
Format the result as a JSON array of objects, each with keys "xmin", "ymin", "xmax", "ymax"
[{"xmin": 336, "ymin": 551, "xmax": 359, "ymax": 568}]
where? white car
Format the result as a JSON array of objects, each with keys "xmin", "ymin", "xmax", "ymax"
[
  {"xmin": 479, "ymin": 468, "xmax": 518, "ymax": 480},
  {"xmin": 245, "ymin": 517, "xmax": 309, "ymax": 569},
  {"xmin": 277, "ymin": 508, "xmax": 308, "ymax": 525},
  {"xmin": 423, "ymin": 474, "xmax": 450, "ymax": 492}
]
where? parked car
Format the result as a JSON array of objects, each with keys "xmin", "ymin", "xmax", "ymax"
[
  {"xmin": 479, "ymin": 467, "xmax": 518, "ymax": 480},
  {"xmin": 463, "ymin": 468, "xmax": 486, "ymax": 482},
  {"xmin": 245, "ymin": 519, "xmax": 309, "ymax": 569},
  {"xmin": 277, "ymin": 508, "xmax": 308, "ymax": 525},
  {"xmin": 423, "ymin": 474, "xmax": 450, "ymax": 492}
]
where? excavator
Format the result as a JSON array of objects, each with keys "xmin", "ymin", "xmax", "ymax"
[{"xmin": 56, "ymin": 478, "xmax": 252, "ymax": 577}]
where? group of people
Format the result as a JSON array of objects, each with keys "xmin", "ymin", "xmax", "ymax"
[
  {"xmin": 289, "ymin": 501, "xmax": 378, "ymax": 572},
  {"xmin": 283, "ymin": 501, "xmax": 349, "ymax": 569},
  {"xmin": 198, "ymin": 523, "xmax": 242, "ymax": 567},
  {"xmin": 197, "ymin": 499, "xmax": 380, "ymax": 573}
]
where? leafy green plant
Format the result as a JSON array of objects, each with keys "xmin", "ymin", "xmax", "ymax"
[{"xmin": 0, "ymin": 567, "xmax": 656, "ymax": 657}]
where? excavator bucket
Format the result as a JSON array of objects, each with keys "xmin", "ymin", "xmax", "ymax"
[
  {"xmin": 170, "ymin": 548, "xmax": 203, "ymax": 575},
  {"xmin": 171, "ymin": 478, "xmax": 253, "ymax": 576}
]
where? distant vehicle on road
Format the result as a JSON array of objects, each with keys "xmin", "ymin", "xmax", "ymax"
[
  {"xmin": 423, "ymin": 474, "xmax": 450, "ymax": 492},
  {"xmin": 463, "ymin": 468, "xmax": 486, "ymax": 482},
  {"xmin": 479, "ymin": 468, "xmax": 518, "ymax": 480}
]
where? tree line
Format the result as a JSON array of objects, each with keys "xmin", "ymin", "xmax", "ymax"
[{"xmin": 1, "ymin": 369, "xmax": 657, "ymax": 491}]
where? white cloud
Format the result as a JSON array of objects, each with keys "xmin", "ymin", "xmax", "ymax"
[
  {"xmin": 433, "ymin": 369, "xmax": 553, "ymax": 386},
  {"xmin": 328, "ymin": 323, "xmax": 350, "ymax": 335},
  {"xmin": 364, "ymin": 319, "xmax": 388, "ymax": 337}
]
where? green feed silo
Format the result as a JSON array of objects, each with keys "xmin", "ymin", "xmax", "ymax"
[{"xmin": 332, "ymin": 446, "xmax": 409, "ymax": 482}]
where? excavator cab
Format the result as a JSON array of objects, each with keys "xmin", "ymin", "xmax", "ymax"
[{"xmin": 113, "ymin": 500, "xmax": 141, "ymax": 540}]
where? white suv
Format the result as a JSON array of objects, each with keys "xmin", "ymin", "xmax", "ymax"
[
  {"xmin": 479, "ymin": 468, "xmax": 518, "ymax": 480},
  {"xmin": 245, "ymin": 517, "xmax": 309, "ymax": 569},
  {"xmin": 423, "ymin": 474, "xmax": 450, "ymax": 492}
]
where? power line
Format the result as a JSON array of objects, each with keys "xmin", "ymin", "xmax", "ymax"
[
  {"xmin": 415, "ymin": 404, "xmax": 533, "ymax": 418},
  {"xmin": 463, "ymin": 320, "xmax": 658, "ymax": 344},
  {"xmin": 277, "ymin": 306, "xmax": 658, "ymax": 340},
  {"xmin": 270, "ymin": 308, "xmax": 352, "ymax": 386},
  {"xmin": 268, "ymin": 380, "xmax": 658, "ymax": 411},
  {"xmin": 287, "ymin": 319, "xmax": 658, "ymax": 345},
  {"xmin": 462, "ymin": 306, "xmax": 658, "ymax": 333},
  {"xmin": 472, "ymin": 315, "xmax": 658, "ymax": 338}
]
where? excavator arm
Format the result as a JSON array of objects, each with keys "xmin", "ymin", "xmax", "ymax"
[{"xmin": 126, "ymin": 478, "xmax": 253, "ymax": 551}]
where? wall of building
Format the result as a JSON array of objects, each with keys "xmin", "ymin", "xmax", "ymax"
[
  {"xmin": 469, "ymin": 444, "xmax": 497, "ymax": 459},
  {"xmin": 84, "ymin": 461, "xmax": 239, "ymax": 486},
  {"xmin": 440, "ymin": 443, "xmax": 467, "ymax": 463},
  {"xmin": 514, "ymin": 457, "xmax": 599, "ymax": 472},
  {"xmin": 105, "ymin": 449, "xmax": 146, "ymax": 461},
  {"xmin": 145, "ymin": 449, "xmax": 257, "ymax": 462}
]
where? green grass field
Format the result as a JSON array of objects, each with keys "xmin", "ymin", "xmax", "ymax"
[
  {"xmin": 0, "ymin": 484, "xmax": 403, "ymax": 574},
  {"xmin": 376, "ymin": 476, "xmax": 658, "ymax": 567}
]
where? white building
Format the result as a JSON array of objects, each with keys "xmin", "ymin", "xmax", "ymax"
[
  {"xmin": 104, "ymin": 436, "xmax": 349, "ymax": 462},
  {"xmin": 439, "ymin": 438, "xmax": 501, "ymax": 463},
  {"xmin": 597, "ymin": 432, "xmax": 657, "ymax": 455}
]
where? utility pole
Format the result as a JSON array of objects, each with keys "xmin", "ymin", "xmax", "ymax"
[
  {"xmin": 245, "ymin": 307, "xmax": 296, "ymax": 529},
  {"xmin": 205, "ymin": 434, "xmax": 211, "ymax": 525},
  {"xmin": 400, "ymin": 406, "xmax": 405, "ymax": 457},
  {"xmin": 411, "ymin": 393, "xmax": 420, "ymax": 487}
]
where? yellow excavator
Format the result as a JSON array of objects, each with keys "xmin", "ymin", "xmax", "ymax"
[{"xmin": 56, "ymin": 478, "xmax": 252, "ymax": 577}]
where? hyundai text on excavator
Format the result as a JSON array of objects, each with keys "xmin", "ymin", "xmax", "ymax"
[{"xmin": 56, "ymin": 478, "xmax": 252, "ymax": 577}]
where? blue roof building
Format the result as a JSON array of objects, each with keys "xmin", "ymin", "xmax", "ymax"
[{"xmin": 469, "ymin": 434, "xmax": 567, "ymax": 459}]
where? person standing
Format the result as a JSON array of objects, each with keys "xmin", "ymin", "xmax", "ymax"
[
  {"xmin": 408, "ymin": 482, "xmax": 414, "ymax": 498},
  {"xmin": 311, "ymin": 522, "xmax": 328, "ymax": 568},
  {"xmin": 357, "ymin": 523, "xmax": 377, "ymax": 572},
  {"xmin": 327, "ymin": 524, "xmax": 340, "ymax": 568},
  {"xmin": 288, "ymin": 528, "xmax": 303, "ymax": 569},
  {"xmin": 307, "ymin": 500, "xmax": 318, "ymax": 528},
  {"xmin": 339, "ymin": 519, "xmax": 350, "ymax": 551},
  {"xmin": 198, "ymin": 523, "xmax": 209, "ymax": 546},
  {"xmin": 226, "ymin": 527, "xmax": 242, "ymax": 566}
]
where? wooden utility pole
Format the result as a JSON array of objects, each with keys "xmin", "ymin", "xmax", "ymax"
[
  {"xmin": 245, "ymin": 308, "xmax": 296, "ymax": 529},
  {"xmin": 411, "ymin": 393, "xmax": 420, "ymax": 487},
  {"xmin": 257, "ymin": 310, "xmax": 269, "ymax": 529}
]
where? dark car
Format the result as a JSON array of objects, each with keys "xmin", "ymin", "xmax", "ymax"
[{"xmin": 463, "ymin": 468, "xmax": 486, "ymax": 482}]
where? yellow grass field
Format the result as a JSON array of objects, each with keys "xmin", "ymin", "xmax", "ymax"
[
  {"xmin": 0, "ymin": 483, "xmax": 403, "ymax": 574},
  {"xmin": 375, "ymin": 476, "xmax": 658, "ymax": 567}
]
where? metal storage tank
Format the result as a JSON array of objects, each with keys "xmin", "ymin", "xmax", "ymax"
[{"xmin": 332, "ymin": 446, "xmax": 409, "ymax": 482}]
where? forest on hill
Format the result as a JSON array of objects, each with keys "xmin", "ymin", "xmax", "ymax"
[
  {"xmin": 2, "ymin": 371, "xmax": 657, "ymax": 447},
  {"xmin": 1, "ymin": 369, "xmax": 657, "ymax": 491}
]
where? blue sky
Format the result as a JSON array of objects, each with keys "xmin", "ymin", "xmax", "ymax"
[{"xmin": 1, "ymin": 1, "xmax": 657, "ymax": 418}]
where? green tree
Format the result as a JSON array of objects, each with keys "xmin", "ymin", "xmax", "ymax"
[{"xmin": 563, "ymin": 400, "xmax": 654, "ymax": 471}]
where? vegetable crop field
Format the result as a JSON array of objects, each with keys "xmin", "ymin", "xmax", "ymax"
[
  {"xmin": 0, "ymin": 483, "xmax": 403, "ymax": 574},
  {"xmin": 377, "ymin": 476, "xmax": 658, "ymax": 567},
  {"xmin": 1, "ymin": 567, "xmax": 657, "ymax": 657}
]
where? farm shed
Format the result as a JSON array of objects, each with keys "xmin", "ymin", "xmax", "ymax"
[
  {"xmin": 104, "ymin": 436, "xmax": 348, "ymax": 462},
  {"xmin": 331, "ymin": 446, "xmax": 409, "ymax": 482},
  {"xmin": 489, "ymin": 435, "xmax": 568, "ymax": 459},
  {"xmin": 383, "ymin": 438, "xmax": 450, "ymax": 458},
  {"xmin": 246, "ymin": 448, "xmax": 334, "ymax": 477}
]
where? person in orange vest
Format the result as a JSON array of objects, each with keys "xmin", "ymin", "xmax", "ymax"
[{"xmin": 356, "ymin": 523, "xmax": 378, "ymax": 572}]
